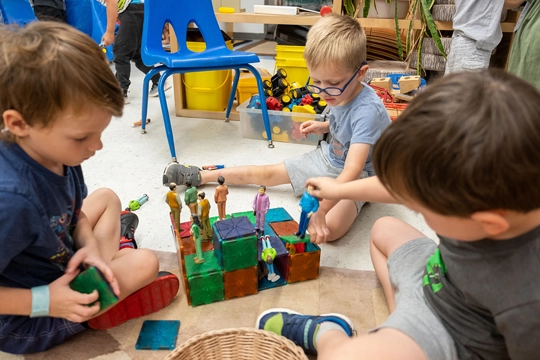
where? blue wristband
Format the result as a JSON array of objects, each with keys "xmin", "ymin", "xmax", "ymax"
[{"xmin": 30, "ymin": 285, "xmax": 50, "ymax": 318}]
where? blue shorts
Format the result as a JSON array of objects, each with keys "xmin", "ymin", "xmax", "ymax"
[{"xmin": 0, "ymin": 315, "xmax": 86, "ymax": 354}]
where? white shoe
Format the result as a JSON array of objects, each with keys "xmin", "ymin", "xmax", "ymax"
[
  {"xmin": 270, "ymin": 274, "xmax": 280, "ymax": 283},
  {"xmin": 150, "ymin": 80, "xmax": 172, "ymax": 97},
  {"xmin": 267, "ymin": 273, "xmax": 275, "ymax": 282}
]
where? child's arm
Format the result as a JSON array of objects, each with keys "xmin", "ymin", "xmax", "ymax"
[
  {"xmin": 307, "ymin": 175, "xmax": 398, "ymax": 204},
  {"xmin": 307, "ymin": 143, "xmax": 370, "ymax": 242},
  {"xmin": 101, "ymin": 0, "xmax": 118, "ymax": 47}
]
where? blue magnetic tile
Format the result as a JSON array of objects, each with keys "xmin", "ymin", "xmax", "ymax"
[
  {"xmin": 257, "ymin": 266, "xmax": 287, "ymax": 291},
  {"xmin": 265, "ymin": 207, "xmax": 293, "ymax": 223},
  {"xmin": 135, "ymin": 320, "xmax": 180, "ymax": 350},
  {"xmin": 215, "ymin": 216, "xmax": 255, "ymax": 240}
]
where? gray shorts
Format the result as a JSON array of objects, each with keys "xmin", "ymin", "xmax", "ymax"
[
  {"xmin": 283, "ymin": 146, "xmax": 367, "ymax": 213},
  {"xmin": 371, "ymin": 238, "xmax": 458, "ymax": 360}
]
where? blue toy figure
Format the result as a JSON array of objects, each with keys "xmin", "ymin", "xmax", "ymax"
[
  {"xmin": 294, "ymin": 185, "xmax": 320, "ymax": 239},
  {"xmin": 261, "ymin": 235, "xmax": 280, "ymax": 282}
]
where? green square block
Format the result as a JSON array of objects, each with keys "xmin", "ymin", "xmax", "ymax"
[
  {"xmin": 185, "ymin": 252, "xmax": 224, "ymax": 306},
  {"xmin": 231, "ymin": 211, "xmax": 256, "ymax": 225},
  {"xmin": 222, "ymin": 235, "xmax": 258, "ymax": 272},
  {"xmin": 281, "ymin": 234, "xmax": 310, "ymax": 244},
  {"xmin": 185, "ymin": 251, "xmax": 221, "ymax": 277},
  {"xmin": 209, "ymin": 214, "xmax": 231, "ymax": 227}
]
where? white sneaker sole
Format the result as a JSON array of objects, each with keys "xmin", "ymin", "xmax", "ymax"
[{"xmin": 150, "ymin": 81, "xmax": 173, "ymax": 97}]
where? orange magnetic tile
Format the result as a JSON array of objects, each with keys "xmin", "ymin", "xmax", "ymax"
[
  {"xmin": 287, "ymin": 250, "xmax": 321, "ymax": 283},
  {"xmin": 180, "ymin": 237, "xmax": 214, "ymax": 255},
  {"xmin": 269, "ymin": 220, "xmax": 299, "ymax": 236},
  {"xmin": 223, "ymin": 266, "xmax": 258, "ymax": 300}
]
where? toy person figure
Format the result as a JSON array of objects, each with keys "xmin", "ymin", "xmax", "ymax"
[
  {"xmin": 190, "ymin": 215, "xmax": 204, "ymax": 264},
  {"xmin": 214, "ymin": 176, "xmax": 228, "ymax": 221},
  {"xmin": 197, "ymin": 192, "xmax": 212, "ymax": 240},
  {"xmin": 165, "ymin": 182, "xmax": 182, "ymax": 231},
  {"xmin": 184, "ymin": 179, "xmax": 198, "ymax": 215},
  {"xmin": 261, "ymin": 235, "xmax": 280, "ymax": 282},
  {"xmin": 252, "ymin": 185, "xmax": 270, "ymax": 235},
  {"xmin": 294, "ymin": 185, "xmax": 320, "ymax": 239}
]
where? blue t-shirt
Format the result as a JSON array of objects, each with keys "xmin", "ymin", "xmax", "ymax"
[
  {"xmin": 321, "ymin": 83, "xmax": 391, "ymax": 176},
  {"xmin": 0, "ymin": 142, "xmax": 87, "ymax": 289}
]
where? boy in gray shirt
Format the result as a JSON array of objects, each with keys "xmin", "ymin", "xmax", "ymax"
[
  {"xmin": 257, "ymin": 70, "xmax": 540, "ymax": 359},
  {"xmin": 163, "ymin": 13, "xmax": 391, "ymax": 244}
]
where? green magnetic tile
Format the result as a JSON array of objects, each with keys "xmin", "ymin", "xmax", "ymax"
[
  {"xmin": 69, "ymin": 266, "xmax": 118, "ymax": 311},
  {"xmin": 231, "ymin": 211, "xmax": 256, "ymax": 224},
  {"xmin": 222, "ymin": 235, "xmax": 258, "ymax": 271},
  {"xmin": 280, "ymin": 234, "xmax": 311, "ymax": 244},
  {"xmin": 189, "ymin": 273, "xmax": 224, "ymax": 306},
  {"xmin": 185, "ymin": 251, "xmax": 221, "ymax": 277},
  {"xmin": 135, "ymin": 320, "xmax": 180, "ymax": 350}
]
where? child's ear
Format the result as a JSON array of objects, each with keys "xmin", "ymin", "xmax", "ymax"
[
  {"xmin": 470, "ymin": 211, "xmax": 510, "ymax": 236},
  {"xmin": 358, "ymin": 63, "xmax": 369, "ymax": 80},
  {"xmin": 3, "ymin": 110, "xmax": 30, "ymax": 137}
]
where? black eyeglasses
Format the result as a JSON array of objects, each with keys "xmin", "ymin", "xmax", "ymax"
[{"xmin": 307, "ymin": 62, "xmax": 367, "ymax": 96}]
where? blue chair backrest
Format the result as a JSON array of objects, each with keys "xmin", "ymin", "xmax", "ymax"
[
  {"xmin": 0, "ymin": 0, "xmax": 37, "ymax": 26},
  {"xmin": 142, "ymin": 0, "xmax": 228, "ymax": 65}
]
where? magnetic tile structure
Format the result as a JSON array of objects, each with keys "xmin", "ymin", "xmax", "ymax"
[
  {"xmin": 171, "ymin": 208, "xmax": 321, "ymax": 307},
  {"xmin": 135, "ymin": 320, "xmax": 180, "ymax": 350}
]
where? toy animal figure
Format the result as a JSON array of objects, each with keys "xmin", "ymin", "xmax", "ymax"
[
  {"xmin": 252, "ymin": 185, "xmax": 270, "ymax": 236},
  {"xmin": 295, "ymin": 185, "xmax": 320, "ymax": 239}
]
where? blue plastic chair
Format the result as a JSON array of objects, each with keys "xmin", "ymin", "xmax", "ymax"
[
  {"xmin": 140, "ymin": 0, "xmax": 273, "ymax": 162},
  {"xmin": 0, "ymin": 0, "xmax": 37, "ymax": 26}
]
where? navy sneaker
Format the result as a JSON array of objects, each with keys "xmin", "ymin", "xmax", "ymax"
[
  {"xmin": 162, "ymin": 163, "xmax": 202, "ymax": 187},
  {"xmin": 256, "ymin": 308, "xmax": 354, "ymax": 354}
]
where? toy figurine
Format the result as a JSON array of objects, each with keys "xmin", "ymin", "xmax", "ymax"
[
  {"xmin": 127, "ymin": 193, "xmax": 149, "ymax": 211},
  {"xmin": 165, "ymin": 183, "xmax": 182, "ymax": 231},
  {"xmin": 184, "ymin": 179, "xmax": 198, "ymax": 216},
  {"xmin": 294, "ymin": 185, "xmax": 320, "ymax": 239},
  {"xmin": 261, "ymin": 235, "xmax": 280, "ymax": 282},
  {"xmin": 252, "ymin": 185, "xmax": 270, "ymax": 236},
  {"xmin": 190, "ymin": 215, "xmax": 204, "ymax": 264},
  {"xmin": 197, "ymin": 192, "xmax": 212, "ymax": 240},
  {"xmin": 202, "ymin": 164, "xmax": 225, "ymax": 170},
  {"xmin": 214, "ymin": 176, "xmax": 228, "ymax": 221}
]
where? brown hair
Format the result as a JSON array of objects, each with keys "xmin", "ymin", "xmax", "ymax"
[
  {"xmin": 373, "ymin": 70, "xmax": 540, "ymax": 216},
  {"xmin": 0, "ymin": 22, "xmax": 123, "ymax": 141},
  {"xmin": 304, "ymin": 13, "xmax": 366, "ymax": 72}
]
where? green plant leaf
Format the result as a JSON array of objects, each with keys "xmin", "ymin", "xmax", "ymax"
[
  {"xmin": 420, "ymin": 0, "xmax": 447, "ymax": 57},
  {"xmin": 362, "ymin": 0, "xmax": 371, "ymax": 18},
  {"xmin": 417, "ymin": 32, "xmax": 424, "ymax": 75},
  {"xmin": 394, "ymin": 0, "xmax": 403, "ymax": 60}
]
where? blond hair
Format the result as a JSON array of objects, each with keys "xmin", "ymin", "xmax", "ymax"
[
  {"xmin": 373, "ymin": 70, "xmax": 540, "ymax": 216},
  {"xmin": 0, "ymin": 22, "xmax": 124, "ymax": 141},
  {"xmin": 304, "ymin": 13, "xmax": 366, "ymax": 72}
]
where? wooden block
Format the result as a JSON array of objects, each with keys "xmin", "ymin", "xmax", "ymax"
[
  {"xmin": 369, "ymin": 77, "xmax": 392, "ymax": 92},
  {"xmin": 398, "ymin": 75, "xmax": 421, "ymax": 94}
]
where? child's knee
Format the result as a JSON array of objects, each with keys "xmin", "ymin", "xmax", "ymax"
[
  {"xmin": 134, "ymin": 248, "xmax": 159, "ymax": 276},
  {"xmin": 92, "ymin": 188, "xmax": 121, "ymax": 209},
  {"xmin": 371, "ymin": 216, "xmax": 398, "ymax": 245}
]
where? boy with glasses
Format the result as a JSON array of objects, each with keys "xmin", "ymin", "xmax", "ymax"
[{"xmin": 163, "ymin": 13, "xmax": 391, "ymax": 244}]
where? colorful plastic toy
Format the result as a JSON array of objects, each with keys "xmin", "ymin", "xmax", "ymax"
[
  {"xmin": 127, "ymin": 194, "xmax": 149, "ymax": 211},
  {"xmin": 197, "ymin": 192, "xmax": 212, "ymax": 240},
  {"xmin": 214, "ymin": 176, "xmax": 228, "ymax": 221},
  {"xmin": 165, "ymin": 185, "xmax": 181, "ymax": 231},
  {"xmin": 190, "ymin": 215, "xmax": 204, "ymax": 264},
  {"xmin": 252, "ymin": 185, "xmax": 270, "ymax": 235},
  {"xmin": 295, "ymin": 185, "xmax": 320, "ymax": 239}
]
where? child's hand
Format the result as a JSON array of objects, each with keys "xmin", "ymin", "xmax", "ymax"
[
  {"xmin": 48, "ymin": 271, "xmax": 101, "ymax": 322},
  {"xmin": 66, "ymin": 246, "xmax": 120, "ymax": 297},
  {"xmin": 307, "ymin": 210, "xmax": 330, "ymax": 244},
  {"xmin": 305, "ymin": 177, "xmax": 341, "ymax": 200},
  {"xmin": 299, "ymin": 121, "xmax": 325, "ymax": 137},
  {"xmin": 101, "ymin": 31, "xmax": 114, "ymax": 47}
]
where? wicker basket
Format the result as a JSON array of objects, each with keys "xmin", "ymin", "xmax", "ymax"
[{"xmin": 165, "ymin": 328, "xmax": 309, "ymax": 360}]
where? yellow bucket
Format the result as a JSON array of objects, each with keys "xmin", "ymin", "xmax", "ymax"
[
  {"xmin": 183, "ymin": 40, "xmax": 233, "ymax": 111},
  {"xmin": 275, "ymin": 45, "xmax": 310, "ymax": 86}
]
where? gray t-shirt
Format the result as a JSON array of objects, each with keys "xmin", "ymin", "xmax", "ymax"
[
  {"xmin": 423, "ymin": 226, "xmax": 540, "ymax": 359},
  {"xmin": 321, "ymin": 83, "xmax": 390, "ymax": 176}
]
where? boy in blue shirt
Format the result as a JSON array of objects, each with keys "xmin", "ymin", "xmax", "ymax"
[
  {"xmin": 163, "ymin": 13, "xmax": 391, "ymax": 244},
  {"xmin": 0, "ymin": 22, "xmax": 178, "ymax": 354},
  {"xmin": 258, "ymin": 70, "xmax": 540, "ymax": 359}
]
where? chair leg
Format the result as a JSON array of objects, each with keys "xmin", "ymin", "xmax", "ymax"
[
  {"xmin": 141, "ymin": 67, "xmax": 163, "ymax": 134},
  {"xmin": 159, "ymin": 70, "xmax": 178, "ymax": 162},
  {"xmin": 245, "ymin": 64, "xmax": 273, "ymax": 148},
  {"xmin": 225, "ymin": 68, "xmax": 241, "ymax": 122}
]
